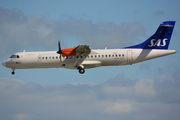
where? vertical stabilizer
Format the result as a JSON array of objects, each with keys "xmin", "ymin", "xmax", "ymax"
[{"xmin": 125, "ymin": 21, "xmax": 175, "ymax": 49}]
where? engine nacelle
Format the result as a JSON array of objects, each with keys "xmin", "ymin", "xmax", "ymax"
[{"xmin": 61, "ymin": 48, "xmax": 76, "ymax": 57}]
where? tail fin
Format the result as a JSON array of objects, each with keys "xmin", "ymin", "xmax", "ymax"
[{"xmin": 125, "ymin": 21, "xmax": 175, "ymax": 49}]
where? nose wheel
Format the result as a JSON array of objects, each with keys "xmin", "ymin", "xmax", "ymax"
[
  {"xmin": 12, "ymin": 71, "xmax": 15, "ymax": 75},
  {"xmin": 11, "ymin": 69, "xmax": 15, "ymax": 75}
]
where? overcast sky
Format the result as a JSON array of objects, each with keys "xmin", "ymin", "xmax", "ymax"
[{"xmin": 0, "ymin": 0, "xmax": 180, "ymax": 120}]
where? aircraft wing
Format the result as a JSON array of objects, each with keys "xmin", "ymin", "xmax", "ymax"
[{"xmin": 75, "ymin": 45, "xmax": 91, "ymax": 55}]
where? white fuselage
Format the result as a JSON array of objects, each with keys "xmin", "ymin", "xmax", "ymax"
[{"xmin": 3, "ymin": 48, "xmax": 176, "ymax": 70}]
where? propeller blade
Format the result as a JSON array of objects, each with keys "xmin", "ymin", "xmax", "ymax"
[
  {"xmin": 57, "ymin": 40, "xmax": 62, "ymax": 54},
  {"xmin": 57, "ymin": 40, "xmax": 62, "ymax": 62},
  {"xmin": 60, "ymin": 53, "xmax": 62, "ymax": 62}
]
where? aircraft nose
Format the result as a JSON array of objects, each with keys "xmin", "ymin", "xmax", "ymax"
[{"xmin": 2, "ymin": 61, "xmax": 6, "ymax": 67}]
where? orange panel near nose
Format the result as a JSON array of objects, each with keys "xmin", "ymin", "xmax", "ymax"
[{"xmin": 61, "ymin": 48, "xmax": 76, "ymax": 56}]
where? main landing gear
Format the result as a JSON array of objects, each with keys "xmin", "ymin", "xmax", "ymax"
[
  {"xmin": 76, "ymin": 65, "xmax": 85, "ymax": 74},
  {"xmin": 78, "ymin": 68, "xmax": 85, "ymax": 74},
  {"xmin": 77, "ymin": 66, "xmax": 85, "ymax": 74}
]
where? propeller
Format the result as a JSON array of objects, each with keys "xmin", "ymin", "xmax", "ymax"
[{"xmin": 57, "ymin": 40, "xmax": 62, "ymax": 62}]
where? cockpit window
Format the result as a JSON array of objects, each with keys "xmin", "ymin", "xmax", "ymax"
[{"xmin": 10, "ymin": 55, "xmax": 20, "ymax": 58}]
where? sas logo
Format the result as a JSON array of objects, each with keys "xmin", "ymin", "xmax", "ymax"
[{"xmin": 148, "ymin": 38, "xmax": 168, "ymax": 47}]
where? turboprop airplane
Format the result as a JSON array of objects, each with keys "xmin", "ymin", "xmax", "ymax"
[{"xmin": 2, "ymin": 21, "xmax": 176, "ymax": 75}]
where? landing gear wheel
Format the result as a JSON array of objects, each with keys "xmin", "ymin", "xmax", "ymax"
[
  {"xmin": 12, "ymin": 71, "xmax": 15, "ymax": 75},
  {"xmin": 79, "ymin": 69, "xmax": 85, "ymax": 74}
]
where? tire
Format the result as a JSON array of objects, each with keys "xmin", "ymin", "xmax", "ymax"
[{"xmin": 79, "ymin": 69, "xmax": 85, "ymax": 74}]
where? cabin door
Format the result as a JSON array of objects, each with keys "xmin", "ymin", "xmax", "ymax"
[{"xmin": 127, "ymin": 50, "xmax": 132, "ymax": 63}]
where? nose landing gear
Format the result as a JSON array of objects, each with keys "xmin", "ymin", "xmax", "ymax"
[
  {"xmin": 12, "ymin": 71, "xmax": 15, "ymax": 75},
  {"xmin": 11, "ymin": 69, "xmax": 15, "ymax": 75}
]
